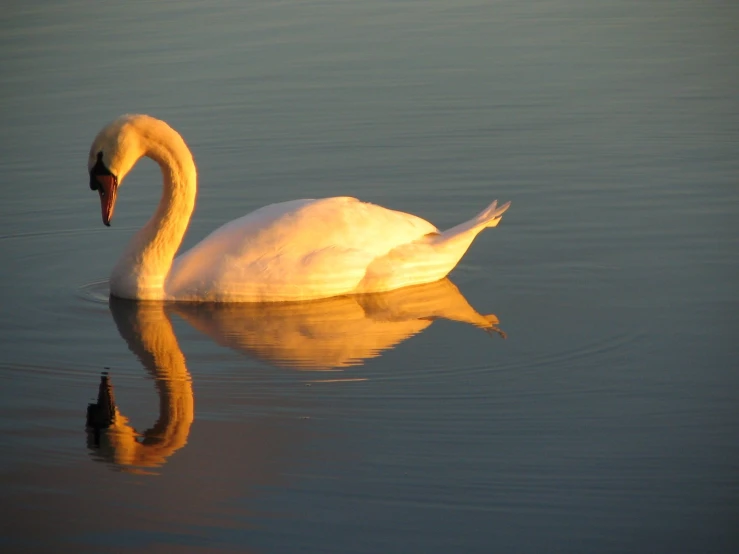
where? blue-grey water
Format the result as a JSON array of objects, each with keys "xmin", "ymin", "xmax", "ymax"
[{"xmin": 1, "ymin": 1, "xmax": 737, "ymax": 552}]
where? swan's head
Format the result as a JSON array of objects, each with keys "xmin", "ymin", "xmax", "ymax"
[{"xmin": 88, "ymin": 114, "xmax": 151, "ymax": 226}]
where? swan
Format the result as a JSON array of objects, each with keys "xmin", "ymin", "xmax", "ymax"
[{"xmin": 88, "ymin": 114, "xmax": 510, "ymax": 302}]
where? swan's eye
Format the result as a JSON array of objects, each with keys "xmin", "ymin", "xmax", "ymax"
[{"xmin": 89, "ymin": 151, "xmax": 114, "ymax": 191}]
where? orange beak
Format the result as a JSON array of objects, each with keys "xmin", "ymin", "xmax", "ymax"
[{"xmin": 95, "ymin": 174, "xmax": 118, "ymax": 227}]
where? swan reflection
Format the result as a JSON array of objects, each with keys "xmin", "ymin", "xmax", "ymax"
[
  {"xmin": 86, "ymin": 299, "xmax": 194, "ymax": 472},
  {"xmin": 86, "ymin": 278, "xmax": 503, "ymax": 470},
  {"xmin": 172, "ymin": 277, "xmax": 504, "ymax": 369}
]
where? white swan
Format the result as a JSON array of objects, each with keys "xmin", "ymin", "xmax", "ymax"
[{"xmin": 88, "ymin": 114, "xmax": 510, "ymax": 302}]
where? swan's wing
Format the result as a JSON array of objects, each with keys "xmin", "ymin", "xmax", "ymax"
[{"xmin": 167, "ymin": 197, "xmax": 438, "ymax": 302}]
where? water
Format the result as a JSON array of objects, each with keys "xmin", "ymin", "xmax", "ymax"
[{"xmin": 1, "ymin": 1, "xmax": 737, "ymax": 552}]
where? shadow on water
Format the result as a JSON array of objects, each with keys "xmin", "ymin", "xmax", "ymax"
[{"xmin": 86, "ymin": 277, "xmax": 504, "ymax": 471}]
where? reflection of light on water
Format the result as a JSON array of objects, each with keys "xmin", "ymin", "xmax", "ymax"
[
  {"xmin": 86, "ymin": 278, "xmax": 503, "ymax": 471},
  {"xmin": 173, "ymin": 277, "xmax": 503, "ymax": 370},
  {"xmin": 307, "ymin": 378, "xmax": 369, "ymax": 384}
]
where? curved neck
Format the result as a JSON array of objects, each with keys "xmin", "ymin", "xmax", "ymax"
[{"xmin": 111, "ymin": 123, "xmax": 197, "ymax": 300}]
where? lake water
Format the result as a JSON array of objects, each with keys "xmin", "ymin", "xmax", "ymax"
[{"xmin": 1, "ymin": 1, "xmax": 737, "ymax": 552}]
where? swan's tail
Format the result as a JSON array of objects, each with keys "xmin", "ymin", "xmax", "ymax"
[
  {"xmin": 432, "ymin": 199, "xmax": 511, "ymax": 242},
  {"xmin": 357, "ymin": 199, "xmax": 510, "ymax": 292},
  {"xmin": 475, "ymin": 199, "xmax": 511, "ymax": 228}
]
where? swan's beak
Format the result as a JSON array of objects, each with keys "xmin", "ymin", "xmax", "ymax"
[{"xmin": 95, "ymin": 174, "xmax": 118, "ymax": 227}]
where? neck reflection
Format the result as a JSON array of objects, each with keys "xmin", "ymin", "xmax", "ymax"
[{"xmin": 86, "ymin": 298, "xmax": 194, "ymax": 472}]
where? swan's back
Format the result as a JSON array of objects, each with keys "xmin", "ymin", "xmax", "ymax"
[{"xmin": 167, "ymin": 197, "xmax": 438, "ymax": 302}]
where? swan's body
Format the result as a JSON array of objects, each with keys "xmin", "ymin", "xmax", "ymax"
[{"xmin": 88, "ymin": 114, "xmax": 510, "ymax": 302}]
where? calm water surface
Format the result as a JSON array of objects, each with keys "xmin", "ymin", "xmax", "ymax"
[{"xmin": 1, "ymin": 1, "xmax": 737, "ymax": 552}]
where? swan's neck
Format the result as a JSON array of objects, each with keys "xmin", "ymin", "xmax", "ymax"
[{"xmin": 110, "ymin": 129, "xmax": 197, "ymax": 300}]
